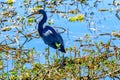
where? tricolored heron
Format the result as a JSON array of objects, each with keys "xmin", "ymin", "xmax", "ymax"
[{"xmin": 27, "ymin": 9, "xmax": 66, "ymax": 53}]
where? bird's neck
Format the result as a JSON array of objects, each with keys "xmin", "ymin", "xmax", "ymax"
[
  {"xmin": 39, "ymin": 13, "xmax": 47, "ymax": 25},
  {"xmin": 38, "ymin": 12, "xmax": 47, "ymax": 36}
]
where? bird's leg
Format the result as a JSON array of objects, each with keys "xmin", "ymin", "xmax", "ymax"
[
  {"xmin": 56, "ymin": 49, "xmax": 63, "ymax": 59},
  {"xmin": 47, "ymin": 46, "xmax": 50, "ymax": 64},
  {"xmin": 56, "ymin": 49, "xmax": 59, "ymax": 59},
  {"xmin": 45, "ymin": 46, "xmax": 50, "ymax": 64},
  {"xmin": 62, "ymin": 53, "xmax": 64, "ymax": 58}
]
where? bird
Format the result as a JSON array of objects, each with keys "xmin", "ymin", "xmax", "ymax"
[{"xmin": 27, "ymin": 9, "xmax": 66, "ymax": 53}]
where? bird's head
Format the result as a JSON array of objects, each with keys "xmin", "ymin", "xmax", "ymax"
[
  {"xmin": 38, "ymin": 9, "xmax": 46, "ymax": 14},
  {"xmin": 27, "ymin": 9, "xmax": 46, "ymax": 17}
]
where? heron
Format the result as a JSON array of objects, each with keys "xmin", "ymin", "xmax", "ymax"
[{"xmin": 27, "ymin": 9, "xmax": 66, "ymax": 53}]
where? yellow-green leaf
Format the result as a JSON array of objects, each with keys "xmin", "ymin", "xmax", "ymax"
[
  {"xmin": 27, "ymin": 18, "xmax": 34, "ymax": 23},
  {"xmin": 55, "ymin": 43, "xmax": 61, "ymax": 48},
  {"xmin": 77, "ymin": 14, "xmax": 84, "ymax": 22},
  {"xmin": 69, "ymin": 16, "xmax": 77, "ymax": 22},
  {"xmin": 68, "ymin": 14, "xmax": 84, "ymax": 22},
  {"xmin": 7, "ymin": 0, "xmax": 14, "ymax": 4},
  {"xmin": 48, "ymin": 19, "xmax": 54, "ymax": 25},
  {"xmin": 21, "ymin": 16, "xmax": 24, "ymax": 20}
]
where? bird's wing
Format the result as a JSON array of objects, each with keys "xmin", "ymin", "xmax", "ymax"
[{"xmin": 42, "ymin": 26, "xmax": 64, "ymax": 46}]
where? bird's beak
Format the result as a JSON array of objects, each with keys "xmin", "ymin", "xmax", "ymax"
[{"xmin": 27, "ymin": 11, "xmax": 39, "ymax": 17}]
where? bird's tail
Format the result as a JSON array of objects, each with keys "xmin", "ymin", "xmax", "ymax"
[{"xmin": 59, "ymin": 44, "xmax": 66, "ymax": 53}]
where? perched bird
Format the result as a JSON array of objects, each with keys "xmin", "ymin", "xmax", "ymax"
[{"xmin": 27, "ymin": 9, "xmax": 66, "ymax": 53}]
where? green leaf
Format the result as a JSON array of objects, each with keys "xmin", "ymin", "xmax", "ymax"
[
  {"xmin": 21, "ymin": 16, "xmax": 25, "ymax": 20},
  {"xmin": 103, "ymin": 60, "xmax": 109, "ymax": 64},
  {"xmin": 35, "ymin": 5, "xmax": 42, "ymax": 10},
  {"xmin": 111, "ymin": 59, "xmax": 115, "ymax": 63},
  {"xmin": 27, "ymin": 18, "xmax": 34, "ymax": 23},
  {"xmin": 10, "ymin": 71, "xmax": 17, "ymax": 75}
]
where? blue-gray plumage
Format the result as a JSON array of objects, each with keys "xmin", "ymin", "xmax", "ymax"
[{"xmin": 28, "ymin": 9, "xmax": 66, "ymax": 53}]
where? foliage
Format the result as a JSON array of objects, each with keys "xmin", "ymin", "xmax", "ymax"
[
  {"xmin": 69, "ymin": 14, "xmax": 84, "ymax": 22},
  {"xmin": 0, "ymin": 0, "xmax": 120, "ymax": 80}
]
